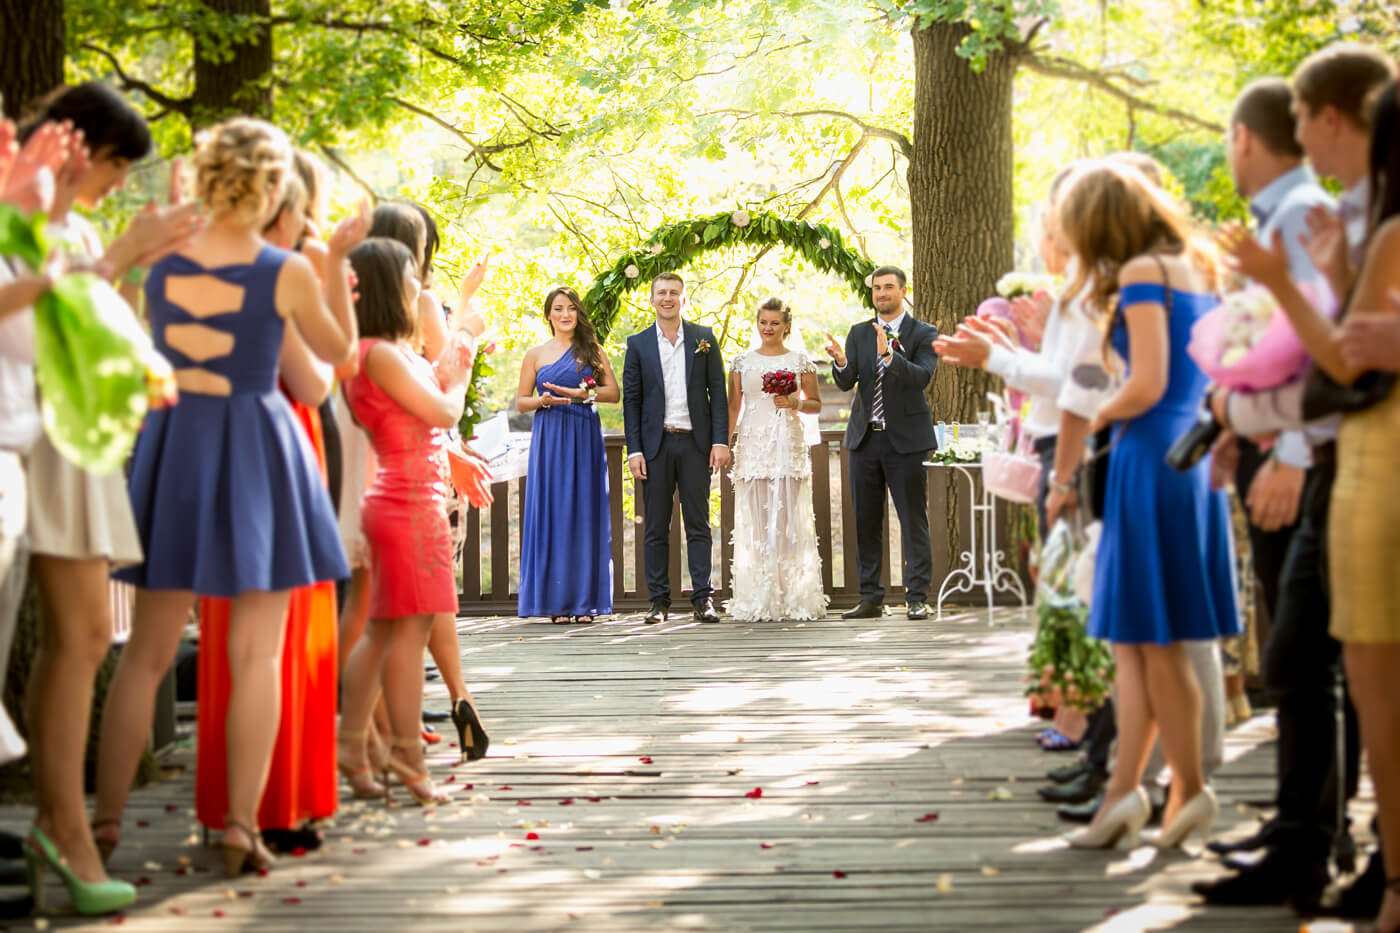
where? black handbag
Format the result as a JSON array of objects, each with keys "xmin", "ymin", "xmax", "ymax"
[{"xmin": 1301, "ymin": 364, "xmax": 1398, "ymax": 420}]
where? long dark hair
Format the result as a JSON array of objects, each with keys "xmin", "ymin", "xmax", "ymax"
[
  {"xmin": 543, "ymin": 287, "xmax": 604, "ymax": 377},
  {"xmin": 349, "ymin": 238, "xmax": 416, "ymax": 340},
  {"xmin": 368, "ymin": 203, "xmax": 426, "ymax": 265},
  {"xmin": 408, "ymin": 202, "xmax": 440, "ymax": 281},
  {"xmin": 1366, "ymin": 80, "xmax": 1399, "ymax": 237}
]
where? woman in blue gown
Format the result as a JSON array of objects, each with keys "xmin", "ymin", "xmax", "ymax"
[
  {"xmin": 1044, "ymin": 161, "xmax": 1239, "ymax": 852},
  {"xmin": 515, "ymin": 287, "xmax": 618, "ymax": 622}
]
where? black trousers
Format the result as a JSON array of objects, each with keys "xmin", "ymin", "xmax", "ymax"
[
  {"xmin": 848, "ymin": 429, "xmax": 932, "ymax": 604},
  {"xmin": 1083, "ymin": 699, "xmax": 1115, "ymax": 776},
  {"xmin": 1264, "ymin": 456, "xmax": 1361, "ymax": 861},
  {"xmin": 642, "ymin": 431, "xmax": 713, "ymax": 605},
  {"xmin": 1234, "ymin": 438, "xmax": 1300, "ymax": 618}
]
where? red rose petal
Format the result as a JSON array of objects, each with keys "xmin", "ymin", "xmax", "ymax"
[
  {"xmin": 283, "ymin": 896, "xmax": 301, "ymax": 905},
  {"xmin": 109, "ymin": 916, "xmax": 126, "ymax": 925},
  {"xmin": 575, "ymin": 846, "xmax": 594, "ymax": 851},
  {"xmin": 135, "ymin": 876, "xmax": 152, "ymax": 887},
  {"xmin": 525, "ymin": 832, "xmax": 540, "ymax": 840},
  {"xmin": 295, "ymin": 880, "xmax": 308, "ymax": 888},
  {"xmin": 529, "ymin": 845, "xmax": 544, "ymax": 851},
  {"xmin": 174, "ymin": 866, "xmax": 189, "ymax": 876},
  {"xmin": 805, "ymin": 781, "xmax": 819, "ymax": 786},
  {"xmin": 212, "ymin": 910, "xmax": 226, "ymax": 918},
  {"xmin": 517, "ymin": 800, "xmax": 532, "ymax": 806},
  {"xmin": 422, "ymin": 810, "xmax": 435, "ymax": 816},
  {"xmin": 444, "ymin": 775, "xmax": 455, "ymax": 783},
  {"xmin": 745, "ymin": 787, "xmax": 763, "ymax": 799},
  {"xmin": 497, "ymin": 868, "xmax": 509, "ymax": 873},
  {"xmin": 587, "ymin": 797, "xmax": 602, "ymax": 803},
  {"xmin": 258, "ymin": 867, "xmax": 271, "ymax": 876},
  {"xmin": 164, "ymin": 804, "xmax": 180, "ymax": 813},
  {"xmin": 559, "ymin": 798, "xmax": 574, "ymax": 806},
  {"xmin": 498, "ymin": 785, "xmax": 513, "ymax": 791},
  {"xmin": 352, "ymin": 848, "xmax": 367, "ymax": 856},
  {"xmin": 833, "ymin": 870, "xmax": 848, "ymax": 879},
  {"xmin": 169, "ymin": 907, "xmax": 187, "ymax": 916},
  {"xmin": 463, "ymin": 783, "xmax": 474, "ymax": 790},
  {"xmin": 759, "ymin": 842, "xmax": 774, "ymax": 849},
  {"xmin": 509, "ymin": 843, "xmax": 524, "ymax": 848},
  {"xmin": 238, "ymin": 891, "xmax": 255, "ymax": 898},
  {"xmin": 639, "ymin": 756, "xmax": 654, "ymax": 764},
  {"xmin": 291, "ymin": 846, "xmax": 307, "ymax": 857},
  {"xmin": 136, "ymin": 819, "xmax": 150, "ymax": 828},
  {"xmin": 417, "ymin": 838, "xmax": 432, "ymax": 847},
  {"xmin": 915, "ymin": 812, "xmax": 940, "ymax": 823}
]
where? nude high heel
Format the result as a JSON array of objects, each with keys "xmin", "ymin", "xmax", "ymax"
[
  {"xmin": 385, "ymin": 737, "xmax": 452, "ymax": 806},
  {"xmin": 1065, "ymin": 788, "xmax": 1150, "ymax": 850},
  {"xmin": 1149, "ymin": 787, "xmax": 1218, "ymax": 849},
  {"xmin": 337, "ymin": 729, "xmax": 387, "ymax": 799},
  {"xmin": 221, "ymin": 819, "xmax": 274, "ymax": 878}
]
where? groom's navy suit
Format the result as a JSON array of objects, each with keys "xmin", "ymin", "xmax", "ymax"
[
  {"xmin": 623, "ymin": 320, "xmax": 728, "ymax": 606},
  {"xmin": 832, "ymin": 312, "xmax": 939, "ymax": 605}
]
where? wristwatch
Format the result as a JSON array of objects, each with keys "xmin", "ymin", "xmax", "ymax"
[{"xmin": 1049, "ymin": 471, "xmax": 1075, "ymax": 495}]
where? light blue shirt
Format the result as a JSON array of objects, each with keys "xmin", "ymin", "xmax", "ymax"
[{"xmin": 1251, "ymin": 165, "xmax": 1334, "ymax": 284}]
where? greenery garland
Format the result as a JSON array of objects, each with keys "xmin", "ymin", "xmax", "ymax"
[
  {"xmin": 584, "ymin": 209, "xmax": 877, "ymax": 340},
  {"xmin": 457, "ymin": 340, "xmax": 498, "ymax": 441}
]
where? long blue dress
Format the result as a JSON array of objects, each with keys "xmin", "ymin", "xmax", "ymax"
[
  {"xmin": 1088, "ymin": 281, "xmax": 1240, "ymax": 645},
  {"xmin": 517, "ymin": 348, "xmax": 613, "ymax": 617},
  {"xmin": 114, "ymin": 245, "xmax": 348, "ymax": 597}
]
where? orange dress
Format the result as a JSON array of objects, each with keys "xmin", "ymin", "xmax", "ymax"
[{"xmin": 195, "ymin": 397, "xmax": 340, "ymax": 830}]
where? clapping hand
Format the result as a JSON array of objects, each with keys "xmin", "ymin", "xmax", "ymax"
[
  {"xmin": 0, "ymin": 119, "xmax": 70, "ymax": 213},
  {"xmin": 823, "ymin": 332, "xmax": 846, "ymax": 368},
  {"xmin": 1338, "ymin": 295, "xmax": 1400, "ymax": 373},
  {"xmin": 1218, "ymin": 222, "xmax": 1289, "ymax": 288},
  {"xmin": 932, "ymin": 318, "xmax": 994, "ymax": 369},
  {"xmin": 873, "ymin": 320, "xmax": 889, "ymax": 357},
  {"xmin": 1011, "ymin": 292, "xmax": 1051, "ymax": 349},
  {"xmin": 328, "ymin": 200, "xmax": 371, "ymax": 258},
  {"xmin": 1303, "ymin": 204, "xmax": 1349, "ymax": 295}
]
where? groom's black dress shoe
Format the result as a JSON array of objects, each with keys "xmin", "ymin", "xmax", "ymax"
[
  {"xmin": 1047, "ymin": 761, "xmax": 1089, "ymax": 784},
  {"xmin": 906, "ymin": 601, "xmax": 929, "ymax": 620},
  {"xmin": 842, "ymin": 601, "xmax": 883, "ymax": 619},
  {"xmin": 693, "ymin": 599, "xmax": 720, "ymax": 623},
  {"xmin": 644, "ymin": 600, "xmax": 669, "ymax": 625},
  {"xmin": 1326, "ymin": 848, "xmax": 1385, "ymax": 918},
  {"xmin": 1190, "ymin": 851, "xmax": 1327, "ymax": 909},
  {"xmin": 1036, "ymin": 770, "xmax": 1104, "ymax": 804},
  {"xmin": 1057, "ymin": 794, "xmax": 1101, "ymax": 824},
  {"xmin": 1207, "ymin": 817, "xmax": 1280, "ymax": 856}
]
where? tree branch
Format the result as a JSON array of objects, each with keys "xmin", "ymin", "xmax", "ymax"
[
  {"xmin": 386, "ymin": 97, "xmax": 506, "ymax": 172},
  {"xmin": 702, "ymin": 107, "xmax": 912, "ymax": 160},
  {"xmin": 79, "ymin": 43, "xmax": 191, "ymax": 116},
  {"xmin": 1018, "ymin": 53, "xmax": 1224, "ymax": 134},
  {"xmin": 318, "ymin": 146, "xmax": 380, "ymax": 204}
]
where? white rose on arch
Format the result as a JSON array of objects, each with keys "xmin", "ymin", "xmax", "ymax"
[
  {"xmin": 691, "ymin": 234, "xmax": 701, "ymax": 245},
  {"xmin": 649, "ymin": 244, "xmax": 664, "ymax": 256},
  {"xmin": 818, "ymin": 237, "xmax": 831, "ymax": 249},
  {"xmin": 624, "ymin": 264, "xmax": 640, "ymax": 279},
  {"xmin": 730, "ymin": 210, "xmax": 751, "ymax": 228},
  {"xmin": 864, "ymin": 273, "xmax": 874, "ymax": 287}
]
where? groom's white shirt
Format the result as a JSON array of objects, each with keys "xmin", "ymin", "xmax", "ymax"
[{"xmin": 655, "ymin": 321, "xmax": 693, "ymax": 432}]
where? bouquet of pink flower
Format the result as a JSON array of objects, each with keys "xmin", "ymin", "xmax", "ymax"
[
  {"xmin": 761, "ymin": 370, "xmax": 797, "ymax": 396},
  {"xmin": 1186, "ymin": 284, "xmax": 1328, "ymax": 391}
]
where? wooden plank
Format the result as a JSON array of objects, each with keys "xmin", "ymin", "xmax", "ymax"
[
  {"xmin": 607, "ymin": 442, "xmax": 625, "ymax": 603},
  {"xmin": 462, "ymin": 501, "xmax": 481, "ymax": 602},
  {"xmin": 667, "ymin": 491, "xmax": 683, "ymax": 598},
  {"xmin": 838, "ymin": 443, "xmax": 858, "ymax": 601},
  {"xmin": 489, "ymin": 478, "xmax": 510, "ymax": 600},
  {"xmin": 719, "ymin": 467, "xmax": 734, "ymax": 599},
  {"xmin": 812, "ymin": 439, "xmax": 833, "ymax": 594}
]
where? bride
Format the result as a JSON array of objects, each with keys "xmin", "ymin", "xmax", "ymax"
[{"xmin": 725, "ymin": 297, "xmax": 829, "ymax": 621}]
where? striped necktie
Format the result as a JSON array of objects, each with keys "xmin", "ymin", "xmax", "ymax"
[{"xmin": 872, "ymin": 330, "xmax": 889, "ymax": 425}]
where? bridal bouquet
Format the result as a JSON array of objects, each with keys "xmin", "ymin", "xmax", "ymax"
[
  {"xmin": 761, "ymin": 370, "xmax": 797, "ymax": 396},
  {"xmin": 1186, "ymin": 284, "xmax": 1326, "ymax": 391}
]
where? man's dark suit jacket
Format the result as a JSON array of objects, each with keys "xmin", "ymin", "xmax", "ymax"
[
  {"xmin": 622, "ymin": 320, "xmax": 728, "ymax": 462},
  {"xmin": 831, "ymin": 314, "xmax": 939, "ymax": 454}
]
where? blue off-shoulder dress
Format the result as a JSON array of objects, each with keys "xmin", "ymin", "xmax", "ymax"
[
  {"xmin": 1088, "ymin": 281, "xmax": 1240, "ymax": 645},
  {"xmin": 517, "ymin": 348, "xmax": 613, "ymax": 617},
  {"xmin": 115, "ymin": 245, "xmax": 348, "ymax": 597}
]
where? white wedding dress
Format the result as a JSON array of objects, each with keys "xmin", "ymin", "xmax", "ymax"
[{"xmin": 725, "ymin": 348, "xmax": 829, "ymax": 621}]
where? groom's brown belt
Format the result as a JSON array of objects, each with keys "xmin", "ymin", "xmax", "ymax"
[{"xmin": 663, "ymin": 426, "xmax": 692, "ymax": 434}]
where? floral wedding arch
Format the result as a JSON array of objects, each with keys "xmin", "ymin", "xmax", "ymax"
[{"xmin": 583, "ymin": 209, "xmax": 877, "ymax": 340}]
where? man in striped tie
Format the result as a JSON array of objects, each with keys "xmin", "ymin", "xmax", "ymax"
[{"xmin": 825, "ymin": 266, "xmax": 940, "ymax": 619}]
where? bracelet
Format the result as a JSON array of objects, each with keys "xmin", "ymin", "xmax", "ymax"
[
  {"xmin": 1049, "ymin": 472, "xmax": 1075, "ymax": 495},
  {"xmin": 123, "ymin": 264, "xmax": 147, "ymax": 285}
]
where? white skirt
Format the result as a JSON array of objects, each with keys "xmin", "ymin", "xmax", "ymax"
[
  {"xmin": 27, "ymin": 433, "xmax": 142, "ymax": 565},
  {"xmin": 724, "ymin": 473, "xmax": 829, "ymax": 622}
]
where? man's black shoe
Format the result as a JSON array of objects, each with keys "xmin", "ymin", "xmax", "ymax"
[
  {"xmin": 1190, "ymin": 853, "xmax": 1327, "ymax": 908},
  {"xmin": 1207, "ymin": 818, "xmax": 1281, "ymax": 856},
  {"xmin": 693, "ymin": 599, "xmax": 720, "ymax": 623},
  {"xmin": 906, "ymin": 601, "xmax": 929, "ymax": 620},
  {"xmin": 644, "ymin": 600, "xmax": 669, "ymax": 625},
  {"xmin": 842, "ymin": 601, "xmax": 883, "ymax": 619},
  {"xmin": 1057, "ymin": 794, "xmax": 1101, "ymax": 824},
  {"xmin": 0, "ymin": 895, "xmax": 32, "ymax": 919},
  {"xmin": 0, "ymin": 829, "xmax": 21, "ymax": 860},
  {"xmin": 1036, "ymin": 770, "xmax": 1104, "ymax": 805},
  {"xmin": 1047, "ymin": 761, "xmax": 1088, "ymax": 785},
  {"xmin": 262, "ymin": 826, "xmax": 325, "ymax": 854},
  {"xmin": 422, "ymin": 709, "xmax": 450, "ymax": 723}
]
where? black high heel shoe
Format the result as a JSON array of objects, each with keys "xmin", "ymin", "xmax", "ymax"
[{"xmin": 451, "ymin": 699, "xmax": 489, "ymax": 764}]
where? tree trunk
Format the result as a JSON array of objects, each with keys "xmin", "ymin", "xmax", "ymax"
[
  {"xmin": 909, "ymin": 20, "xmax": 1016, "ymax": 423},
  {"xmin": 0, "ymin": 0, "xmax": 65, "ymax": 120},
  {"xmin": 909, "ymin": 21, "xmax": 1024, "ymax": 585},
  {"xmin": 190, "ymin": 0, "xmax": 273, "ymax": 128}
]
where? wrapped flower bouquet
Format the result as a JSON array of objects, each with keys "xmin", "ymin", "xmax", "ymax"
[{"xmin": 1187, "ymin": 284, "xmax": 1327, "ymax": 392}]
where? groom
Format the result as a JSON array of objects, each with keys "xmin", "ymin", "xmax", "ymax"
[
  {"xmin": 622, "ymin": 273, "xmax": 730, "ymax": 625},
  {"xmin": 825, "ymin": 265, "xmax": 939, "ymax": 619}
]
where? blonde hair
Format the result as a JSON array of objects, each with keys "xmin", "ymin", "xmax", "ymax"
[
  {"xmin": 1058, "ymin": 160, "xmax": 1216, "ymax": 323},
  {"xmin": 194, "ymin": 117, "xmax": 292, "ymax": 225},
  {"xmin": 292, "ymin": 149, "xmax": 328, "ymax": 228},
  {"xmin": 756, "ymin": 296, "xmax": 792, "ymax": 337}
]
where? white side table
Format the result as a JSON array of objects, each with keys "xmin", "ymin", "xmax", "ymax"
[{"xmin": 924, "ymin": 460, "xmax": 1030, "ymax": 620}]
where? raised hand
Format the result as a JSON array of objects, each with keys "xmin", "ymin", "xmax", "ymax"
[
  {"xmin": 460, "ymin": 253, "xmax": 491, "ymax": 302},
  {"xmin": 1010, "ymin": 292, "xmax": 1051, "ymax": 348},
  {"xmin": 1217, "ymin": 222, "xmax": 1289, "ymax": 288},
  {"xmin": 1, "ymin": 120, "xmax": 70, "ymax": 213},
  {"xmin": 872, "ymin": 320, "xmax": 889, "ymax": 357},
  {"xmin": 328, "ymin": 200, "xmax": 371, "ymax": 258},
  {"xmin": 963, "ymin": 314, "xmax": 1016, "ymax": 350},
  {"xmin": 122, "ymin": 200, "xmax": 205, "ymax": 267},
  {"xmin": 823, "ymin": 332, "xmax": 846, "ymax": 368},
  {"xmin": 1302, "ymin": 204, "xmax": 1349, "ymax": 296}
]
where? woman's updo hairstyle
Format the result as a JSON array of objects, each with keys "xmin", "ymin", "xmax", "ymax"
[
  {"xmin": 194, "ymin": 117, "xmax": 293, "ymax": 225},
  {"xmin": 756, "ymin": 296, "xmax": 792, "ymax": 337}
]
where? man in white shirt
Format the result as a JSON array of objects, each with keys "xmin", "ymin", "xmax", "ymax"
[{"xmin": 622, "ymin": 274, "xmax": 730, "ymax": 624}]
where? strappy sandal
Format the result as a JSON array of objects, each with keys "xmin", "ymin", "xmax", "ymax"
[
  {"xmin": 90, "ymin": 819, "xmax": 121, "ymax": 864},
  {"xmin": 1038, "ymin": 729, "xmax": 1083, "ymax": 752},
  {"xmin": 551, "ymin": 616, "xmax": 571, "ymax": 625},
  {"xmin": 574, "ymin": 615, "xmax": 594, "ymax": 625},
  {"xmin": 221, "ymin": 818, "xmax": 274, "ymax": 878},
  {"xmin": 385, "ymin": 737, "xmax": 452, "ymax": 806},
  {"xmin": 337, "ymin": 729, "xmax": 387, "ymax": 799}
]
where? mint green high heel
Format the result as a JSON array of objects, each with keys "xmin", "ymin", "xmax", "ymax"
[{"xmin": 24, "ymin": 826, "xmax": 136, "ymax": 915}]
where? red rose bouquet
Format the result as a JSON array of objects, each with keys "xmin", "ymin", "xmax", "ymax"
[{"xmin": 761, "ymin": 370, "xmax": 797, "ymax": 396}]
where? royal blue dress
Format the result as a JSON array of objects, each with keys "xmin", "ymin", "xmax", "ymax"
[
  {"xmin": 1088, "ymin": 282, "xmax": 1240, "ymax": 645},
  {"xmin": 518, "ymin": 348, "xmax": 613, "ymax": 617},
  {"xmin": 114, "ymin": 245, "xmax": 348, "ymax": 597}
]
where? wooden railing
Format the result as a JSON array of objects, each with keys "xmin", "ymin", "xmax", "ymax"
[{"xmin": 457, "ymin": 430, "xmax": 1029, "ymax": 615}]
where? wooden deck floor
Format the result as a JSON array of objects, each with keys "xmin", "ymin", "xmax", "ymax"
[{"xmin": 2, "ymin": 607, "xmax": 1361, "ymax": 932}]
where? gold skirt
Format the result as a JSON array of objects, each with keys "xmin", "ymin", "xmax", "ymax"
[{"xmin": 1328, "ymin": 383, "xmax": 1400, "ymax": 644}]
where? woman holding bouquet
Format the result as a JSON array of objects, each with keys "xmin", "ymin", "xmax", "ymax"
[
  {"xmin": 1045, "ymin": 161, "xmax": 1239, "ymax": 851},
  {"xmin": 725, "ymin": 298, "xmax": 827, "ymax": 622},
  {"xmin": 516, "ymin": 287, "xmax": 617, "ymax": 623}
]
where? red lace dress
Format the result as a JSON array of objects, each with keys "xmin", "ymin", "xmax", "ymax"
[{"xmin": 344, "ymin": 338, "xmax": 457, "ymax": 619}]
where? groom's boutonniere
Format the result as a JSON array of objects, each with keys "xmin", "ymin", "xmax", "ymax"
[
  {"xmin": 883, "ymin": 326, "xmax": 902, "ymax": 354},
  {"xmin": 694, "ymin": 339, "xmax": 712, "ymax": 355}
]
